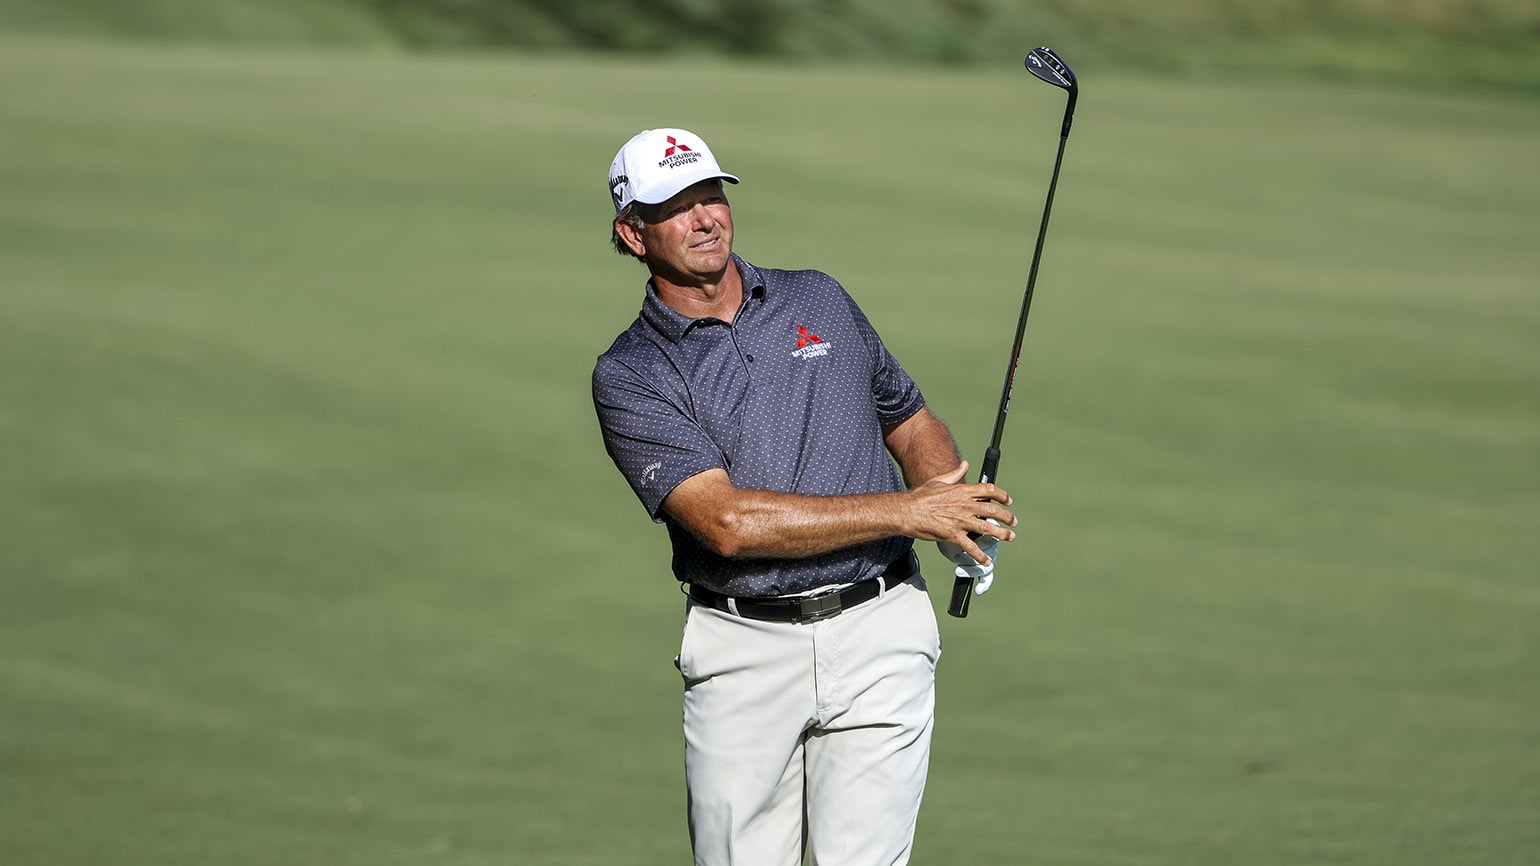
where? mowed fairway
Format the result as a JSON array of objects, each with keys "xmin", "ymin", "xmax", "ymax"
[{"xmin": 1, "ymin": 33, "xmax": 1536, "ymax": 865}]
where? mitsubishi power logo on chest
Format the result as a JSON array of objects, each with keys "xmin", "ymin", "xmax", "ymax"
[
  {"xmin": 658, "ymin": 136, "xmax": 700, "ymax": 170},
  {"xmin": 792, "ymin": 325, "xmax": 831, "ymax": 360}
]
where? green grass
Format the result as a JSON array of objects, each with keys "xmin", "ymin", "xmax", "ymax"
[{"xmin": 2, "ymin": 33, "xmax": 1537, "ymax": 865}]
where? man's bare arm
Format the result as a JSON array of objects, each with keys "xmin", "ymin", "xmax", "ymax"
[
  {"xmin": 661, "ymin": 464, "xmax": 1015, "ymax": 561},
  {"xmin": 883, "ymin": 407, "xmax": 965, "ymax": 489}
]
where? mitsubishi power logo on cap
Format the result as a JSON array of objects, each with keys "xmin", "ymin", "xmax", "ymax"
[
  {"xmin": 658, "ymin": 135, "xmax": 701, "ymax": 170},
  {"xmin": 792, "ymin": 325, "xmax": 830, "ymax": 360}
]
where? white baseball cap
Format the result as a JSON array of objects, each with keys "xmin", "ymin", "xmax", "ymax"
[{"xmin": 608, "ymin": 128, "xmax": 739, "ymax": 212}]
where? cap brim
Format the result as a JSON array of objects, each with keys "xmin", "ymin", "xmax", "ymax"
[{"xmin": 633, "ymin": 170, "xmax": 740, "ymax": 206}]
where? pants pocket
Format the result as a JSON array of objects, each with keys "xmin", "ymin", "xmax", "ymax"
[{"xmin": 676, "ymin": 600, "xmax": 700, "ymax": 684}]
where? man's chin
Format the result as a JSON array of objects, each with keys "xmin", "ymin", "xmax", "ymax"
[{"xmin": 689, "ymin": 250, "xmax": 732, "ymax": 277}]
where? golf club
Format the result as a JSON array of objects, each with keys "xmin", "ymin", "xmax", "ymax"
[{"xmin": 949, "ymin": 46, "xmax": 1078, "ymax": 618}]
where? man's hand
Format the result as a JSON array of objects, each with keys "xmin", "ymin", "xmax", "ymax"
[{"xmin": 902, "ymin": 462, "xmax": 1016, "ymax": 571}]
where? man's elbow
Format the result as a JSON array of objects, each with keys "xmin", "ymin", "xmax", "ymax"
[
  {"xmin": 662, "ymin": 477, "xmax": 761, "ymax": 558},
  {"xmin": 698, "ymin": 511, "xmax": 750, "ymax": 559}
]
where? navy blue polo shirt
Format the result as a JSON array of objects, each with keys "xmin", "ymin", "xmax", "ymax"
[{"xmin": 593, "ymin": 254, "xmax": 925, "ymax": 597}]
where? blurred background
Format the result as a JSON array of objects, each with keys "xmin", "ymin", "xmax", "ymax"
[{"xmin": 1, "ymin": 2, "xmax": 1536, "ymax": 864}]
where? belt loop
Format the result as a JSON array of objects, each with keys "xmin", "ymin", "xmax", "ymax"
[
  {"xmin": 875, "ymin": 574, "xmax": 887, "ymax": 598},
  {"xmin": 727, "ymin": 597, "xmax": 740, "ymax": 618}
]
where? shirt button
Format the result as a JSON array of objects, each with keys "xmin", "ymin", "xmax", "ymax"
[{"xmin": 746, "ymin": 354, "xmax": 755, "ymax": 362}]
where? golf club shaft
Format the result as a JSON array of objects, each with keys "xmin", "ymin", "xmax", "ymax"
[
  {"xmin": 948, "ymin": 101, "xmax": 1073, "ymax": 619},
  {"xmin": 987, "ymin": 130, "xmax": 1068, "ymax": 456}
]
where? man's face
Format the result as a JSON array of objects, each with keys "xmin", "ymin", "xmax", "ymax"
[{"xmin": 620, "ymin": 180, "xmax": 734, "ymax": 287}]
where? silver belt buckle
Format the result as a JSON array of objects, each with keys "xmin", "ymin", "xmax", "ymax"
[{"xmin": 795, "ymin": 589, "xmax": 845, "ymax": 623}]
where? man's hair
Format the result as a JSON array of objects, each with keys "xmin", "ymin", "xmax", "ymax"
[{"xmin": 611, "ymin": 202, "xmax": 645, "ymax": 260}]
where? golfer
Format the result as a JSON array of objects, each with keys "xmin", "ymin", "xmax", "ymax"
[{"xmin": 592, "ymin": 127, "xmax": 1016, "ymax": 866}]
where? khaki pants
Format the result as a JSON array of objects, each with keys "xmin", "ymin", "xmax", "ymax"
[{"xmin": 677, "ymin": 576, "xmax": 941, "ymax": 866}]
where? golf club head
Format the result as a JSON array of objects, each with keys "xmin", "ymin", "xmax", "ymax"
[
  {"xmin": 1025, "ymin": 46, "xmax": 1078, "ymax": 138},
  {"xmin": 1025, "ymin": 47, "xmax": 1076, "ymax": 91}
]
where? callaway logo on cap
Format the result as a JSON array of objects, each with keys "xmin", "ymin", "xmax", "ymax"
[{"xmin": 608, "ymin": 128, "xmax": 740, "ymax": 212}]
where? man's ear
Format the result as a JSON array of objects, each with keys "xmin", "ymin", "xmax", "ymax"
[{"xmin": 615, "ymin": 218, "xmax": 647, "ymax": 258}]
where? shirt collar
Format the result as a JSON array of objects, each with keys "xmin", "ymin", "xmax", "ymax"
[{"xmin": 640, "ymin": 254, "xmax": 767, "ymax": 344}]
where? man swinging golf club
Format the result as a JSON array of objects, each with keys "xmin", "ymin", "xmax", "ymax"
[{"xmin": 592, "ymin": 125, "xmax": 1015, "ymax": 865}]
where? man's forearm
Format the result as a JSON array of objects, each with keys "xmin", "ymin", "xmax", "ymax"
[
  {"xmin": 662, "ymin": 462, "xmax": 1013, "ymax": 563},
  {"xmin": 698, "ymin": 487, "xmax": 918, "ymax": 559}
]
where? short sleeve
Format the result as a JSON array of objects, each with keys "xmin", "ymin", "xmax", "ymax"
[
  {"xmin": 593, "ymin": 354, "xmax": 727, "ymax": 521},
  {"xmin": 842, "ymin": 289, "xmax": 925, "ymax": 426}
]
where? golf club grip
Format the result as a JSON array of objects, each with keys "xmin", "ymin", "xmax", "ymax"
[
  {"xmin": 948, "ymin": 574, "xmax": 974, "ymax": 618},
  {"xmin": 946, "ymin": 448, "xmax": 1002, "ymax": 618}
]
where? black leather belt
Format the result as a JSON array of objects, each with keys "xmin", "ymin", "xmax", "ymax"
[{"xmin": 687, "ymin": 550, "xmax": 920, "ymax": 624}]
